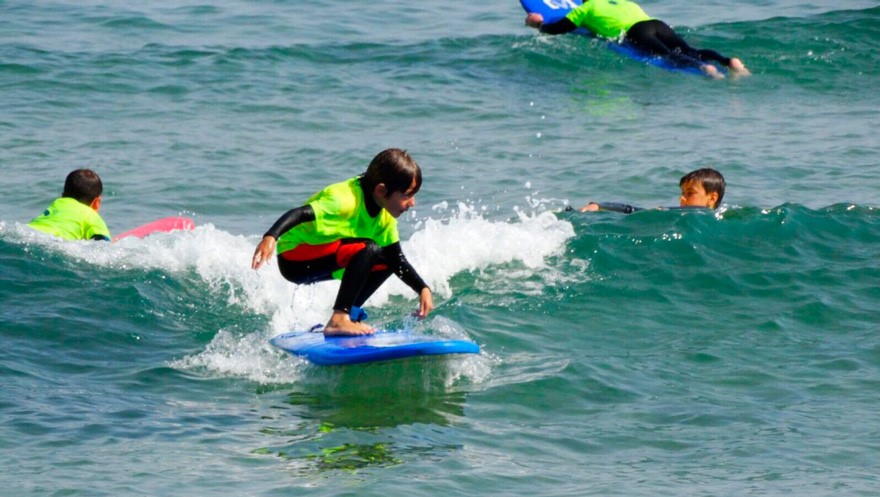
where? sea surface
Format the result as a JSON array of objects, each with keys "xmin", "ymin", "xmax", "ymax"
[{"xmin": 2, "ymin": 1, "xmax": 879, "ymax": 495}]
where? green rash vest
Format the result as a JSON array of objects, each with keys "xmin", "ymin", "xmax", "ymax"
[
  {"xmin": 565, "ymin": 0, "xmax": 652, "ymax": 39},
  {"xmin": 276, "ymin": 176, "xmax": 399, "ymax": 255},
  {"xmin": 28, "ymin": 197, "xmax": 111, "ymax": 241}
]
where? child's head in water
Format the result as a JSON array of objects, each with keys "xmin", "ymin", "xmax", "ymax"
[
  {"xmin": 679, "ymin": 168, "xmax": 725, "ymax": 209},
  {"xmin": 27, "ymin": 168, "xmax": 110, "ymax": 241},
  {"xmin": 63, "ymin": 168, "xmax": 104, "ymax": 209}
]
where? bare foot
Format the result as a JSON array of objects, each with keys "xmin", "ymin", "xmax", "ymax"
[
  {"xmin": 323, "ymin": 311, "xmax": 375, "ymax": 336},
  {"xmin": 701, "ymin": 64, "xmax": 725, "ymax": 80},
  {"xmin": 728, "ymin": 58, "xmax": 751, "ymax": 77}
]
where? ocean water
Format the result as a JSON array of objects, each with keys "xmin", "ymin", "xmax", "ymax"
[{"xmin": 2, "ymin": 1, "xmax": 880, "ymax": 495}]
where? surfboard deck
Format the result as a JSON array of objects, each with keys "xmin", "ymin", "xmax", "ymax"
[
  {"xmin": 520, "ymin": 0, "xmax": 710, "ymax": 76},
  {"xmin": 270, "ymin": 329, "xmax": 480, "ymax": 366},
  {"xmin": 113, "ymin": 216, "xmax": 195, "ymax": 242}
]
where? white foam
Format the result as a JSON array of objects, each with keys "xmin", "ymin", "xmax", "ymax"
[
  {"xmin": 7, "ymin": 203, "xmax": 575, "ymax": 385},
  {"xmin": 171, "ymin": 327, "xmax": 306, "ymax": 384}
]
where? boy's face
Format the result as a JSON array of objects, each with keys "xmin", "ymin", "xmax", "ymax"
[
  {"xmin": 680, "ymin": 180, "xmax": 718, "ymax": 209},
  {"xmin": 375, "ymin": 178, "xmax": 418, "ymax": 218}
]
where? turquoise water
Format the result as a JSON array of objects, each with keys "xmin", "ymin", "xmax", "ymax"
[{"xmin": 2, "ymin": 1, "xmax": 879, "ymax": 495}]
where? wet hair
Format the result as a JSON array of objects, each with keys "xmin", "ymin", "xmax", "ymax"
[
  {"xmin": 62, "ymin": 168, "xmax": 103, "ymax": 205},
  {"xmin": 680, "ymin": 168, "xmax": 725, "ymax": 209},
  {"xmin": 360, "ymin": 148, "xmax": 422, "ymax": 198}
]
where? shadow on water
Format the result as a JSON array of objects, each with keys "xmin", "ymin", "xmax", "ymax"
[{"xmin": 252, "ymin": 357, "xmax": 471, "ymax": 474}]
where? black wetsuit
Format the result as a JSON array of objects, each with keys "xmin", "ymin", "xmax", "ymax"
[
  {"xmin": 567, "ymin": 203, "xmax": 710, "ymax": 213},
  {"xmin": 540, "ymin": 18, "xmax": 732, "ymax": 69},
  {"xmin": 264, "ymin": 191, "xmax": 427, "ymax": 315}
]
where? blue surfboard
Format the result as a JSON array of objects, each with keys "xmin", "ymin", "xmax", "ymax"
[
  {"xmin": 520, "ymin": 0, "xmax": 711, "ymax": 76},
  {"xmin": 270, "ymin": 330, "xmax": 480, "ymax": 366}
]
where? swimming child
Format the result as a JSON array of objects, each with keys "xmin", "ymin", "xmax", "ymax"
[
  {"xmin": 525, "ymin": 0, "xmax": 750, "ymax": 79},
  {"xmin": 579, "ymin": 168, "xmax": 726, "ymax": 212},
  {"xmin": 251, "ymin": 148, "xmax": 434, "ymax": 336},
  {"xmin": 28, "ymin": 168, "xmax": 111, "ymax": 241}
]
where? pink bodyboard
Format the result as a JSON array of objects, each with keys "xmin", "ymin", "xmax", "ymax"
[{"xmin": 113, "ymin": 216, "xmax": 195, "ymax": 242}]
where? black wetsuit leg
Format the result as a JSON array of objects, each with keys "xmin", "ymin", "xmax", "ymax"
[
  {"xmin": 277, "ymin": 238, "xmax": 391, "ymax": 314},
  {"xmin": 625, "ymin": 20, "xmax": 731, "ymax": 68},
  {"xmin": 332, "ymin": 240, "xmax": 390, "ymax": 314},
  {"xmin": 278, "ymin": 237, "xmax": 425, "ymax": 316},
  {"xmin": 352, "ymin": 271, "xmax": 392, "ymax": 309},
  {"xmin": 277, "ymin": 253, "xmax": 336, "ymax": 284}
]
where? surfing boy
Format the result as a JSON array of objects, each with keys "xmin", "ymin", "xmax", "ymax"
[
  {"xmin": 524, "ymin": 0, "xmax": 750, "ymax": 79},
  {"xmin": 251, "ymin": 148, "xmax": 433, "ymax": 336},
  {"xmin": 579, "ymin": 168, "xmax": 726, "ymax": 212},
  {"xmin": 28, "ymin": 168, "xmax": 111, "ymax": 241}
]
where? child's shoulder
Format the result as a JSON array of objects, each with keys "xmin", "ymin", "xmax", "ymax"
[{"xmin": 311, "ymin": 178, "xmax": 360, "ymax": 215}]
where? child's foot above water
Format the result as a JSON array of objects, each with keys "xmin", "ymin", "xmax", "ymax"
[
  {"xmin": 323, "ymin": 314, "xmax": 375, "ymax": 336},
  {"xmin": 728, "ymin": 58, "xmax": 751, "ymax": 77},
  {"xmin": 701, "ymin": 64, "xmax": 724, "ymax": 79}
]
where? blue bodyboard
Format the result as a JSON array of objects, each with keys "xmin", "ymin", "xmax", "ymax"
[
  {"xmin": 519, "ymin": 0, "xmax": 710, "ymax": 76},
  {"xmin": 270, "ymin": 330, "xmax": 480, "ymax": 366}
]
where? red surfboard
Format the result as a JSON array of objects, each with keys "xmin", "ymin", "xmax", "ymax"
[{"xmin": 113, "ymin": 216, "xmax": 195, "ymax": 242}]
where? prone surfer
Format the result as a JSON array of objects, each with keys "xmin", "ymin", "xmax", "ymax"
[
  {"xmin": 577, "ymin": 168, "xmax": 726, "ymax": 213},
  {"xmin": 28, "ymin": 168, "xmax": 111, "ymax": 241},
  {"xmin": 525, "ymin": 0, "xmax": 750, "ymax": 79},
  {"xmin": 251, "ymin": 148, "xmax": 433, "ymax": 337}
]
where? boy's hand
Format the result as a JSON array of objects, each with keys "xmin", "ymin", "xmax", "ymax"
[
  {"xmin": 251, "ymin": 235, "xmax": 276, "ymax": 270},
  {"xmin": 525, "ymin": 13, "xmax": 544, "ymax": 28},
  {"xmin": 415, "ymin": 287, "xmax": 434, "ymax": 319}
]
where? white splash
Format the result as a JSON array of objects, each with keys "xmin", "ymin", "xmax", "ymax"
[{"xmin": 6, "ymin": 203, "xmax": 575, "ymax": 386}]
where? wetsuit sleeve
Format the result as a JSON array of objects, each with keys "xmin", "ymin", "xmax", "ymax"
[
  {"xmin": 594, "ymin": 202, "xmax": 644, "ymax": 214},
  {"xmin": 91, "ymin": 234, "xmax": 111, "ymax": 241},
  {"xmin": 540, "ymin": 17, "xmax": 578, "ymax": 35},
  {"xmin": 263, "ymin": 205, "xmax": 316, "ymax": 239},
  {"xmin": 382, "ymin": 242, "xmax": 429, "ymax": 294}
]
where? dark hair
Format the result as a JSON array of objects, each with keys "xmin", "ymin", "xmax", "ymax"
[
  {"xmin": 361, "ymin": 148, "xmax": 422, "ymax": 198},
  {"xmin": 680, "ymin": 168, "xmax": 725, "ymax": 208},
  {"xmin": 62, "ymin": 168, "xmax": 103, "ymax": 204}
]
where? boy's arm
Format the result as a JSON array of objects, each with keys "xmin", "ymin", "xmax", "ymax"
[
  {"xmin": 263, "ymin": 205, "xmax": 316, "ymax": 239},
  {"xmin": 382, "ymin": 242, "xmax": 433, "ymax": 318},
  {"xmin": 87, "ymin": 213, "xmax": 112, "ymax": 241},
  {"xmin": 382, "ymin": 242, "xmax": 428, "ymax": 294},
  {"xmin": 540, "ymin": 17, "xmax": 578, "ymax": 35},
  {"xmin": 579, "ymin": 202, "xmax": 643, "ymax": 213},
  {"xmin": 251, "ymin": 205, "xmax": 316, "ymax": 270},
  {"xmin": 526, "ymin": 13, "xmax": 578, "ymax": 34}
]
